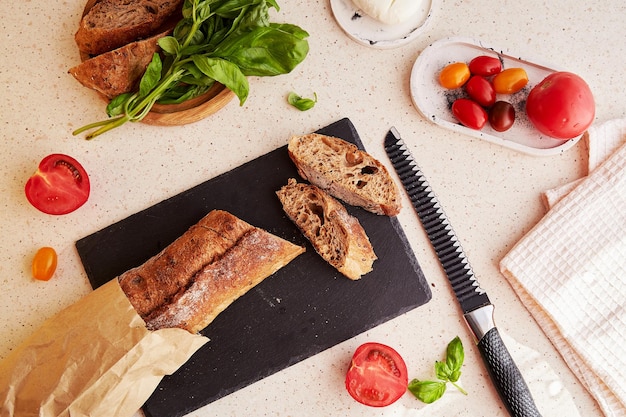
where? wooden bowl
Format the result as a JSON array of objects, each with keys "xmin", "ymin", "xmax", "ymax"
[{"xmin": 78, "ymin": 0, "xmax": 235, "ymax": 126}]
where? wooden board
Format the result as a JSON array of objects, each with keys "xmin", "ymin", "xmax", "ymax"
[{"xmin": 76, "ymin": 118, "xmax": 432, "ymax": 417}]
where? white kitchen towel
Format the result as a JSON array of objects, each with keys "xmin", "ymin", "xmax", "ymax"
[
  {"xmin": 500, "ymin": 129, "xmax": 626, "ymax": 416},
  {"xmin": 542, "ymin": 119, "xmax": 626, "ymax": 209}
]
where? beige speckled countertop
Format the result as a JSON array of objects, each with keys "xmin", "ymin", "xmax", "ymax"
[{"xmin": 1, "ymin": 0, "xmax": 624, "ymax": 416}]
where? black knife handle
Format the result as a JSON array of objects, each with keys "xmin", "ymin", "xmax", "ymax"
[{"xmin": 477, "ymin": 327, "xmax": 542, "ymax": 417}]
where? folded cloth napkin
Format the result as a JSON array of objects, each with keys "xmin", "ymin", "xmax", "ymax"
[
  {"xmin": 542, "ymin": 119, "xmax": 626, "ymax": 209},
  {"xmin": 500, "ymin": 120, "xmax": 626, "ymax": 417}
]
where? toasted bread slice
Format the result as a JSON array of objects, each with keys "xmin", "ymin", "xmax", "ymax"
[
  {"xmin": 75, "ymin": 0, "xmax": 182, "ymax": 56},
  {"xmin": 288, "ymin": 134, "xmax": 402, "ymax": 216},
  {"xmin": 277, "ymin": 179, "xmax": 377, "ymax": 280},
  {"xmin": 118, "ymin": 210, "xmax": 305, "ymax": 333},
  {"xmin": 69, "ymin": 30, "xmax": 167, "ymax": 99}
]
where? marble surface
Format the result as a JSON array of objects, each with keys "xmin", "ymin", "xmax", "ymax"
[{"xmin": 1, "ymin": 0, "xmax": 624, "ymax": 415}]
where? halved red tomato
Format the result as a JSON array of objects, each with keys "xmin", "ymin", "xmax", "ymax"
[
  {"xmin": 25, "ymin": 154, "xmax": 90, "ymax": 215},
  {"xmin": 345, "ymin": 342, "xmax": 408, "ymax": 407}
]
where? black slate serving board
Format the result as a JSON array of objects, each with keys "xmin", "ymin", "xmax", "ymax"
[{"xmin": 76, "ymin": 118, "xmax": 431, "ymax": 417}]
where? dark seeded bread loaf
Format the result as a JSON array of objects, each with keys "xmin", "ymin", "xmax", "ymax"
[
  {"xmin": 287, "ymin": 134, "xmax": 402, "ymax": 216},
  {"xmin": 69, "ymin": 29, "xmax": 168, "ymax": 99},
  {"xmin": 118, "ymin": 210, "xmax": 305, "ymax": 333},
  {"xmin": 276, "ymin": 179, "xmax": 376, "ymax": 280},
  {"xmin": 75, "ymin": 0, "xmax": 183, "ymax": 56}
]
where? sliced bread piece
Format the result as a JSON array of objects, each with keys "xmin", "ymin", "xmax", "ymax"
[
  {"xmin": 69, "ymin": 30, "xmax": 167, "ymax": 99},
  {"xmin": 287, "ymin": 133, "xmax": 402, "ymax": 216},
  {"xmin": 75, "ymin": 0, "xmax": 182, "ymax": 56},
  {"xmin": 118, "ymin": 209, "xmax": 305, "ymax": 333},
  {"xmin": 276, "ymin": 178, "xmax": 376, "ymax": 280}
]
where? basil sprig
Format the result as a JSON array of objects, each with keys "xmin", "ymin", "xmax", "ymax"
[
  {"xmin": 408, "ymin": 336, "xmax": 468, "ymax": 403},
  {"xmin": 74, "ymin": 0, "xmax": 309, "ymax": 139}
]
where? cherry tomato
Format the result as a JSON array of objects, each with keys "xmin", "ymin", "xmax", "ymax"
[
  {"xmin": 465, "ymin": 76, "xmax": 496, "ymax": 107},
  {"xmin": 32, "ymin": 247, "xmax": 58, "ymax": 281},
  {"xmin": 526, "ymin": 71, "xmax": 595, "ymax": 139},
  {"xmin": 25, "ymin": 154, "xmax": 90, "ymax": 215},
  {"xmin": 439, "ymin": 62, "xmax": 471, "ymax": 89},
  {"xmin": 345, "ymin": 342, "xmax": 408, "ymax": 407},
  {"xmin": 468, "ymin": 55, "xmax": 502, "ymax": 77},
  {"xmin": 451, "ymin": 98, "xmax": 488, "ymax": 130},
  {"xmin": 489, "ymin": 101, "xmax": 516, "ymax": 132},
  {"xmin": 492, "ymin": 68, "xmax": 529, "ymax": 94}
]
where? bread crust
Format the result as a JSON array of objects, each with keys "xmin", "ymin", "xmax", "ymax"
[
  {"xmin": 276, "ymin": 179, "xmax": 376, "ymax": 280},
  {"xmin": 69, "ymin": 30, "xmax": 167, "ymax": 99},
  {"xmin": 118, "ymin": 210, "xmax": 304, "ymax": 333},
  {"xmin": 287, "ymin": 134, "xmax": 402, "ymax": 216},
  {"xmin": 75, "ymin": 0, "xmax": 183, "ymax": 56}
]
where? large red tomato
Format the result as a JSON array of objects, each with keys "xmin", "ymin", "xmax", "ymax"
[
  {"xmin": 345, "ymin": 342, "xmax": 408, "ymax": 407},
  {"xmin": 526, "ymin": 72, "xmax": 595, "ymax": 139},
  {"xmin": 25, "ymin": 154, "xmax": 90, "ymax": 215}
]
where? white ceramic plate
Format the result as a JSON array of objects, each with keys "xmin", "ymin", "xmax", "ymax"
[
  {"xmin": 330, "ymin": 0, "xmax": 433, "ymax": 49},
  {"xmin": 410, "ymin": 36, "xmax": 584, "ymax": 156}
]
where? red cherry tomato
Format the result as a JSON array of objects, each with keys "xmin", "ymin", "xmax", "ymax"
[
  {"xmin": 489, "ymin": 101, "xmax": 516, "ymax": 132},
  {"xmin": 526, "ymin": 71, "xmax": 595, "ymax": 139},
  {"xmin": 468, "ymin": 55, "xmax": 502, "ymax": 77},
  {"xmin": 32, "ymin": 247, "xmax": 58, "ymax": 281},
  {"xmin": 345, "ymin": 342, "xmax": 408, "ymax": 407},
  {"xmin": 25, "ymin": 154, "xmax": 90, "ymax": 215},
  {"xmin": 465, "ymin": 76, "xmax": 496, "ymax": 107},
  {"xmin": 452, "ymin": 98, "xmax": 488, "ymax": 130}
]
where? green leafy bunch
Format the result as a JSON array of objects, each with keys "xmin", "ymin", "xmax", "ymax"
[
  {"xmin": 408, "ymin": 336, "xmax": 468, "ymax": 403},
  {"xmin": 74, "ymin": 0, "xmax": 310, "ymax": 139}
]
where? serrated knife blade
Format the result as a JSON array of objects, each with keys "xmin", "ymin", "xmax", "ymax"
[{"xmin": 385, "ymin": 127, "xmax": 542, "ymax": 417}]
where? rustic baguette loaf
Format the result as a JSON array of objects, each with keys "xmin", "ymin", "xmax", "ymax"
[
  {"xmin": 276, "ymin": 178, "xmax": 376, "ymax": 280},
  {"xmin": 287, "ymin": 134, "xmax": 402, "ymax": 216},
  {"xmin": 69, "ymin": 29, "xmax": 168, "ymax": 99},
  {"xmin": 75, "ymin": 0, "xmax": 183, "ymax": 56},
  {"xmin": 118, "ymin": 210, "xmax": 304, "ymax": 333}
]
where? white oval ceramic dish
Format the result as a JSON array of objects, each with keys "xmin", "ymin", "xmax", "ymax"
[
  {"xmin": 330, "ymin": 0, "xmax": 433, "ymax": 49},
  {"xmin": 410, "ymin": 36, "xmax": 584, "ymax": 156}
]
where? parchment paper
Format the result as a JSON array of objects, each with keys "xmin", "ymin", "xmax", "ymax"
[{"xmin": 0, "ymin": 279, "xmax": 208, "ymax": 417}]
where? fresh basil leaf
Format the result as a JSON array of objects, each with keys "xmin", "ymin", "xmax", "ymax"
[
  {"xmin": 434, "ymin": 360, "xmax": 452, "ymax": 381},
  {"xmin": 408, "ymin": 379, "xmax": 447, "ymax": 404},
  {"xmin": 212, "ymin": 24, "xmax": 309, "ymax": 76},
  {"xmin": 288, "ymin": 92, "xmax": 316, "ymax": 111},
  {"xmin": 178, "ymin": 61, "xmax": 217, "ymax": 86},
  {"xmin": 106, "ymin": 92, "xmax": 133, "ymax": 117},
  {"xmin": 139, "ymin": 53, "xmax": 162, "ymax": 98},
  {"xmin": 196, "ymin": 1, "xmax": 213, "ymax": 22},
  {"xmin": 446, "ymin": 336, "xmax": 464, "ymax": 375},
  {"xmin": 181, "ymin": 0, "xmax": 195, "ymax": 19},
  {"xmin": 157, "ymin": 84, "xmax": 212, "ymax": 104},
  {"xmin": 158, "ymin": 36, "xmax": 180, "ymax": 56},
  {"xmin": 449, "ymin": 370, "xmax": 462, "ymax": 383},
  {"xmin": 191, "ymin": 55, "xmax": 249, "ymax": 104}
]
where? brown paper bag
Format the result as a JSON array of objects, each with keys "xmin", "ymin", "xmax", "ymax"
[{"xmin": 0, "ymin": 279, "xmax": 208, "ymax": 417}]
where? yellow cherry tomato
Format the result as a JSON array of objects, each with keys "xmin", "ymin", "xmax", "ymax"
[
  {"xmin": 32, "ymin": 247, "xmax": 58, "ymax": 281},
  {"xmin": 439, "ymin": 62, "xmax": 471, "ymax": 89},
  {"xmin": 493, "ymin": 68, "xmax": 529, "ymax": 94}
]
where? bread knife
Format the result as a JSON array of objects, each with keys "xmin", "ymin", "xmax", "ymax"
[{"xmin": 384, "ymin": 127, "xmax": 542, "ymax": 417}]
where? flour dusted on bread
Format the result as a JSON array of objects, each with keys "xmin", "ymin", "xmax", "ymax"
[
  {"xmin": 276, "ymin": 179, "xmax": 376, "ymax": 280},
  {"xmin": 288, "ymin": 134, "xmax": 401, "ymax": 216},
  {"xmin": 118, "ymin": 210, "xmax": 304, "ymax": 333}
]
